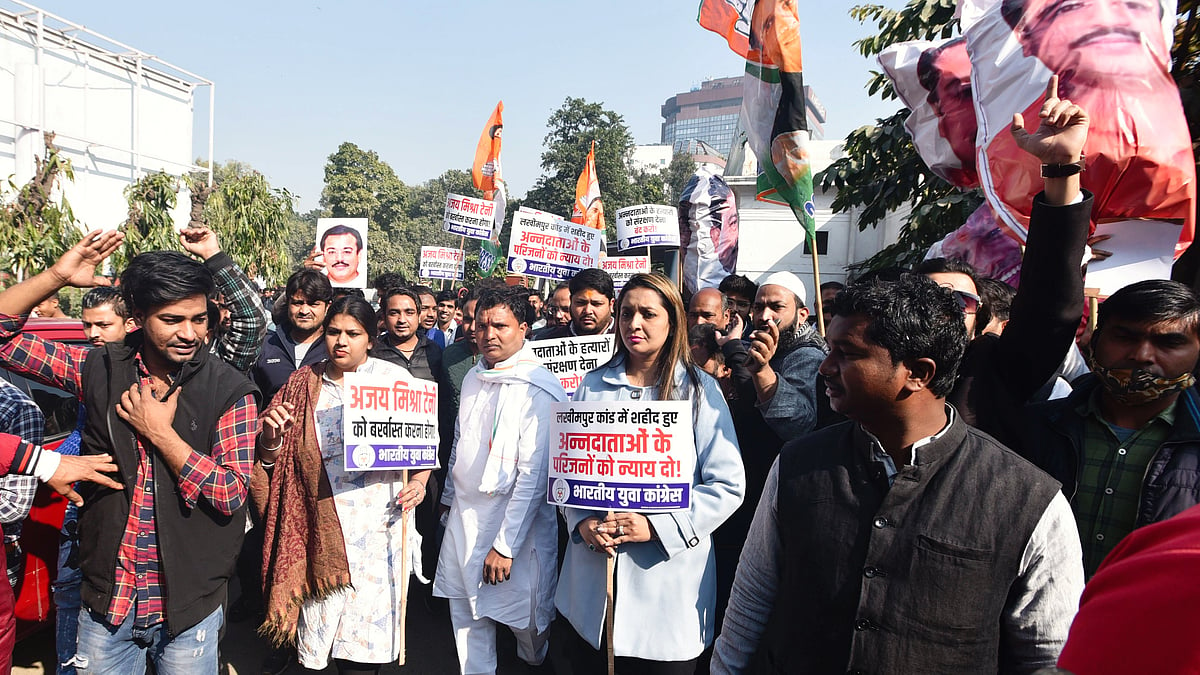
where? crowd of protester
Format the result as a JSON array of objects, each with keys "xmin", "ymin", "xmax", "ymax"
[{"xmin": 0, "ymin": 87, "xmax": 1197, "ymax": 675}]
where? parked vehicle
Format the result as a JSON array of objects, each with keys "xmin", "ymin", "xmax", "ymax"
[{"xmin": 0, "ymin": 318, "xmax": 86, "ymax": 640}]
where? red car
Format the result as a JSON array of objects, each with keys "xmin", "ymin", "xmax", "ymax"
[{"xmin": 0, "ymin": 318, "xmax": 87, "ymax": 640}]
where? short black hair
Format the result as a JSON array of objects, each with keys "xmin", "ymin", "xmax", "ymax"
[
  {"xmin": 411, "ymin": 285, "xmax": 436, "ymax": 301},
  {"xmin": 719, "ymin": 274, "xmax": 758, "ymax": 300},
  {"xmin": 831, "ymin": 274, "xmax": 969, "ymax": 397},
  {"xmin": 379, "ymin": 286, "xmax": 421, "ymax": 312},
  {"xmin": 119, "ymin": 251, "xmax": 214, "ymax": 315},
  {"xmin": 819, "ymin": 281, "xmax": 846, "ymax": 293},
  {"xmin": 1097, "ymin": 280, "xmax": 1200, "ymax": 336},
  {"xmin": 463, "ymin": 278, "xmax": 509, "ymax": 304},
  {"xmin": 324, "ymin": 295, "xmax": 377, "ymax": 343},
  {"xmin": 285, "ymin": 268, "xmax": 334, "ymax": 304},
  {"xmin": 476, "ymin": 286, "xmax": 531, "ymax": 326},
  {"xmin": 687, "ymin": 322, "xmax": 721, "ymax": 355},
  {"xmin": 527, "ymin": 288, "xmax": 545, "ymax": 302},
  {"xmin": 320, "ymin": 224, "xmax": 363, "ymax": 251},
  {"xmin": 372, "ymin": 271, "xmax": 407, "ymax": 294},
  {"xmin": 436, "ymin": 289, "xmax": 458, "ymax": 304},
  {"xmin": 913, "ymin": 257, "xmax": 980, "ymax": 291},
  {"xmin": 82, "ymin": 287, "xmax": 128, "ymax": 319},
  {"xmin": 550, "ymin": 282, "xmax": 571, "ymax": 297},
  {"xmin": 976, "ymin": 277, "xmax": 1015, "ymax": 328},
  {"xmin": 568, "ymin": 268, "xmax": 615, "ymax": 300}
]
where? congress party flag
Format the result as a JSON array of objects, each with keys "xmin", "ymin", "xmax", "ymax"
[
  {"xmin": 699, "ymin": 0, "xmax": 817, "ymax": 241},
  {"xmin": 571, "ymin": 140, "xmax": 605, "ymax": 230},
  {"xmin": 472, "ymin": 102, "xmax": 507, "ymax": 276},
  {"xmin": 472, "ymin": 101, "xmax": 504, "ymax": 197}
]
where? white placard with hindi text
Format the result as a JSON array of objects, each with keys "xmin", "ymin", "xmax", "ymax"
[
  {"xmin": 419, "ymin": 246, "xmax": 466, "ymax": 281},
  {"xmin": 343, "ymin": 372, "xmax": 440, "ymax": 471},
  {"xmin": 600, "ymin": 256, "xmax": 650, "ymax": 292},
  {"xmin": 443, "ymin": 193, "xmax": 497, "ymax": 241},
  {"xmin": 547, "ymin": 400, "xmax": 694, "ymax": 512},
  {"xmin": 529, "ymin": 334, "xmax": 615, "ymax": 397},
  {"xmin": 507, "ymin": 207, "xmax": 604, "ymax": 281},
  {"xmin": 615, "ymin": 204, "xmax": 679, "ymax": 251}
]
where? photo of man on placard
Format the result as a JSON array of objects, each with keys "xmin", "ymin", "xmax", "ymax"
[{"xmin": 315, "ymin": 218, "xmax": 369, "ymax": 288}]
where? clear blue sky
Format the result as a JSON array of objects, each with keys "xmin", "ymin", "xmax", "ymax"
[{"xmin": 31, "ymin": 1, "xmax": 900, "ymax": 212}]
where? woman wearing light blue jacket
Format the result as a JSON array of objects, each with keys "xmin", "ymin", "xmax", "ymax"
[{"xmin": 555, "ymin": 273, "xmax": 745, "ymax": 674}]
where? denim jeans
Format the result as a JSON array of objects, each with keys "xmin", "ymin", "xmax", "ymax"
[
  {"xmin": 73, "ymin": 605, "xmax": 223, "ymax": 675},
  {"xmin": 54, "ymin": 503, "xmax": 81, "ymax": 675}
]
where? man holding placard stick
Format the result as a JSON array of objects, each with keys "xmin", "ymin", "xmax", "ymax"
[{"xmin": 434, "ymin": 287, "xmax": 567, "ymax": 674}]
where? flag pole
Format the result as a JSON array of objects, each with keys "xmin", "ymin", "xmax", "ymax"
[
  {"xmin": 810, "ymin": 232, "xmax": 825, "ymax": 337},
  {"xmin": 397, "ymin": 468, "xmax": 410, "ymax": 666}
]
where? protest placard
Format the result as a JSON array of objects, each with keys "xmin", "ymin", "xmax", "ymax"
[
  {"xmin": 443, "ymin": 193, "xmax": 497, "ymax": 241},
  {"xmin": 528, "ymin": 334, "xmax": 615, "ymax": 397},
  {"xmin": 343, "ymin": 372, "xmax": 440, "ymax": 471},
  {"xmin": 615, "ymin": 204, "xmax": 679, "ymax": 251},
  {"xmin": 419, "ymin": 246, "xmax": 466, "ymax": 281},
  {"xmin": 547, "ymin": 400, "xmax": 694, "ymax": 512},
  {"xmin": 317, "ymin": 218, "xmax": 369, "ymax": 288},
  {"xmin": 507, "ymin": 206, "xmax": 604, "ymax": 281},
  {"xmin": 600, "ymin": 256, "xmax": 650, "ymax": 292}
]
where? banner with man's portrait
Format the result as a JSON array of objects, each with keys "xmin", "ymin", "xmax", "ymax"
[{"xmin": 961, "ymin": 0, "xmax": 1194, "ymax": 260}]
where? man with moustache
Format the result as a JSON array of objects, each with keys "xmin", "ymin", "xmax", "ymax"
[
  {"xmin": 0, "ymin": 233, "xmax": 260, "ymax": 672},
  {"xmin": 543, "ymin": 284, "xmax": 572, "ymax": 329},
  {"xmin": 253, "ymin": 269, "xmax": 332, "ymax": 401},
  {"xmin": 533, "ymin": 269, "xmax": 616, "ymax": 340},
  {"xmin": 318, "ymin": 224, "xmax": 364, "ymax": 287},
  {"xmin": 371, "ymin": 286, "xmax": 443, "ymax": 381}
]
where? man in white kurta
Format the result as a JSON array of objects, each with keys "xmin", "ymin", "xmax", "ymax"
[{"xmin": 433, "ymin": 289, "xmax": 567, "ymax": 675}]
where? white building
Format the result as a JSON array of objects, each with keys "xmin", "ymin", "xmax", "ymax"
[
  {"xmin": 729, "ymin": 139, "xmax": 906, "ymax": 288},
  {"xmin": 0, "ymin": 1, "xmax": 212, "ymax": 231}
]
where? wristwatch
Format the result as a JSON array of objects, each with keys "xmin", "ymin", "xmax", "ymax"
[{"xmin": 1041, "ymin": 155, "xmax": 1086, "ymax": 178}]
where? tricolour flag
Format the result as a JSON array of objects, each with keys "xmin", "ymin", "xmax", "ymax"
[
  {"xmin": 472, "ymin": 102, "xmax": 506, "ymax": 275},
  {"xmin": 571, "ymin": 140, "xmax": 605, "ymax": 230},
  {"xmin": 699, "ymin": 0, "xmax": 816, "ymax": 241}
]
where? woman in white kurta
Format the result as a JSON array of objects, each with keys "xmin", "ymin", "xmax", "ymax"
[
  {"xmin": 555, "ymin": 273, "xmax": 745, "ymax": 674},
  {"xmin": 258, "ymin": 296, "xmax": 432, "ymax": 673},
  {"xmin": 432, "ymin": 288, "xmax": 567, "ymax": 674}
]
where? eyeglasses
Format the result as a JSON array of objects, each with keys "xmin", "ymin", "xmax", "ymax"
[{"xmin": 952, "ymin": 290, "xmax": 980, "ymax": 315}]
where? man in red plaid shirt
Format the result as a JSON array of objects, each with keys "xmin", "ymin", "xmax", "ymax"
[{"xmin": 0, "ymin": 231, "xmax": 260, "ymax": 673}]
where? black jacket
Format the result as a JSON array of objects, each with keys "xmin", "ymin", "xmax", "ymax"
[
  {"xmin": 78, "ymin": 333, "xmax": 258, "ymax": 634},
  {"xmin": 370, "ymin": 332, "xmax": 442, "ymax": 381},
  {"xmin": 947, "ymin": 192, "xmax": 1092, "ymax": 452},
  {"xmin": 252, "ymin": 325, "xmax": 328, "ymax": 402},
  {"xmin": 1020, "ymin": 376, "xmax": 1200, "ymax": 528}
]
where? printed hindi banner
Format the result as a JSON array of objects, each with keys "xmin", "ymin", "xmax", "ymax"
[
  {"xmin": 528, "ymin": 334, "xmax": 615, "ymax": 397},
  {"xmin": 547, "ymin": 400, "xmax": 695, "ymax": 512},
  {"xmin": 343, "ymin": 372, "xmax": 439, "ymax": 471},
  {"xmin": 615, "ymin": 204, "xmax": 680, "ymax": 251},
  {"xmin": 443, "ymin": 193, "xmax": 498, "ymax": 241},
  {"xmin": 419, "ymin": 246, "xmax": 466, "ymax": 281},
  {"xmin": 507, "ymin": 206, "xmax": 604, "ymax": 281},
  {"xmin": 600, "ymin": 256, "xmax": 650, "ymax": 292}
]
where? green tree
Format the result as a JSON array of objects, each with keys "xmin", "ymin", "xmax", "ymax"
[
  {"xmin": 112, "ymin": 171, "xmax": 182, "ymax": 271},
  {"xmin": 813, "ymin": 0, "xmax": 970, "ymax": 272},
  {"xmin": 197, "ymin": 167, "xmax": 297, "ymax": 287},
  {"xmin": 0, "ymin": 134, "xmax": 81, "ymax": 283},
  {"xmin": 320, "ymin": 142, "xmax": 411, "ymax": 280},
  {"xmin": 524, "ymin": 97, "xmax": 639, "ymax": 235},
  {"xmin": 661, "ymin": 152, "xmax": 698, "ymax": 206}
]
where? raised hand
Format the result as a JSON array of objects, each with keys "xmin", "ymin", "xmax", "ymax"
[
  {"xmin": 1010, "ymin": 74, "xmax": 1089, "ymax": 165},
  {"xmin": 179, "ymin": 226, "xmax": 221, "ymax": 261},
  {"xmin": 49, "ymin": 229, "xmax": 125, "ymax": 288}
]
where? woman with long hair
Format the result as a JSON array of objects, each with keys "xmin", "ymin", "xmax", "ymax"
[
  {"xmin": 556, "ymin": 273, "xmax": 745, "ymax": 674},
  {"xmin": 252, "ymin": 295, "xmax": 432, "ymax": 674}
]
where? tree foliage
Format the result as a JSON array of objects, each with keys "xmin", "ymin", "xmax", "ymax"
[
  {"xmin": 0, "ymin": 134, "xmax": 80, "ymax": 283},
  {"xmin": 197, "ymin": 167, "xmax": 297, "ymax": 286},
  {"xmin": 524, "ymin": 97, "xmax": 639, "ymax": 236},
  {"xmin": 113, "ymin": 171, "xmax": 182, "ymax": 271},
  {"xmin": 814, "ymin": 0, "xmax": 966, "ymax": 272},
  {"xmin": 661, "ymin": 153, "xmax": 699, "ymax": 206}
]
